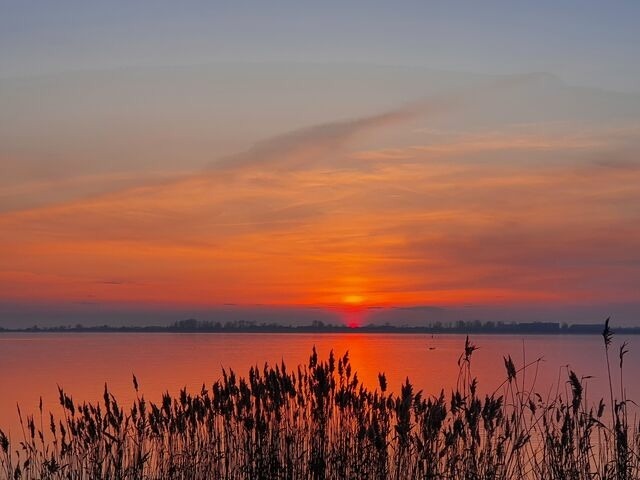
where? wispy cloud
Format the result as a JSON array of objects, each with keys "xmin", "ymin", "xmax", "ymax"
[
  {"xmin": 210, "ymin": 106, "xmax": 424, "ymax": 172},
  {"xmin": 1, "ymin": 77, "xmax": 639, "ymax": 321}
]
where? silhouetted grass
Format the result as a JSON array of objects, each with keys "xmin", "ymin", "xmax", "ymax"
[{"xmin": 1, "ymin": 321, "xmax": 638, "ymax": 479}]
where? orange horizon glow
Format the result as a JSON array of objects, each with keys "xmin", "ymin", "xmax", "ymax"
[{"xmin": 1, "ymin": 99, "xmax": 640, "ymax": 325}]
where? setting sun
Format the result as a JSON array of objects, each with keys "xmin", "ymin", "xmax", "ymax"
[{"xmin": 342, "ymin": 294, "xmax": 365, "ymax": 305}]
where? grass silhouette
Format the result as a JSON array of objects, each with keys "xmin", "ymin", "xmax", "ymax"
[{"xmin": 1, "ymin": 321, "xmax": 638, "ymax": 479}]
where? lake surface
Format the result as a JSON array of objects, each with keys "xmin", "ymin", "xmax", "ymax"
[{"xmin": 1, "ymin": 332, "xmax": 637, "ymax": 437}]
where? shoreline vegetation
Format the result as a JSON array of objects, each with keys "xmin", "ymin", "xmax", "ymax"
[
  {"xmin": 2, "ymin": 318, "xmax": 640, "ymax": 335},
  {"xmin": 1, "ymin": 320, "xmax": 639, "ymax": 479}
]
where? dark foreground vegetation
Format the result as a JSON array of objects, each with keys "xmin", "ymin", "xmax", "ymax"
[{"xmin": 1, "ymin": 320, "xmax": 638, "ymax": 479}]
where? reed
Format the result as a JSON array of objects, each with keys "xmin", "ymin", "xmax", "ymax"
[{"xmin": 1, "ymin": 322, "xmax": 638, "ymax": 479}]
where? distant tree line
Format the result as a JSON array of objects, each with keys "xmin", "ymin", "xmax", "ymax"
[{"xmin": 1, "ymin": 318, "xmax": 639, "ymax": 334}]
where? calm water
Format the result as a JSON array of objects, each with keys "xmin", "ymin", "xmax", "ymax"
[{"xmin": 0, "ymin": 332, "xmax": 637, "ymax": 437}]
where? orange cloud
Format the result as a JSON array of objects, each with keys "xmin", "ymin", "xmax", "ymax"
[{"xmin": 1, "ymin": 100, "xmax": 639, "ymax": 317}]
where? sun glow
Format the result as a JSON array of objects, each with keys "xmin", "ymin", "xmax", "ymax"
[
  {"xmin": 340, "ymin": 294, "xmax": 367, "ymax": 327},
  {"xmin": 342, "ymin": 294, "xmax": 365, "ymax": 305}
]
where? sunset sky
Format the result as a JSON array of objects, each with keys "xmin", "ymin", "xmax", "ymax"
[{"xmin": 1, "ymin": 1, "xmax": 640, "ymax": 327}]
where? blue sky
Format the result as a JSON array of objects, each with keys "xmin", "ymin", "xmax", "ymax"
[{"xmin": 2, "ymin": 1, "xmax": 640, "ymax": 91}]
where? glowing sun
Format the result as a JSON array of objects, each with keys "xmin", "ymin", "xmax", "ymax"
[{"xmin": 342, "ymin": 294, "xmax": 365, "ymax": 305}]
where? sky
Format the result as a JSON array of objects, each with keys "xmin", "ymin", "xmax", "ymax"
[
  {"xmin": 2, "ymin": 1, "xmax": 640, "ymax": 91},
  {"xmin": 1, "ymin": 2, "xmax": 639, "ymax": 327}
]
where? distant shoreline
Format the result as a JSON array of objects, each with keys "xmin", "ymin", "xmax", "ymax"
[{"xmin": 1, "ymin": 319, "xmax": 638, "ymax": 335}]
